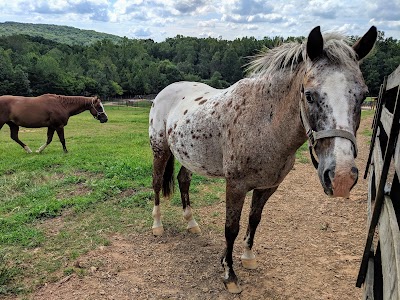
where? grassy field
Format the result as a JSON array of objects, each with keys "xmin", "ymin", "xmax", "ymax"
[
  {"xmin": 0, "ymin": 106, "xmax": 374, "ymax": 296},
  {"xmin": 0, "ymin": 105, "xmax": 226, "ymax": 296}
]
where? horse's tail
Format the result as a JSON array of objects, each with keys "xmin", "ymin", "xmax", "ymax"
[{"xmin": 162, "ymin": 154, "xmax": 175, "ymax": 198}]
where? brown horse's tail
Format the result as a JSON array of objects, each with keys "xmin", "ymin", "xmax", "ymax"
[{"xmin": 162, "ymin": 154, "xmax": 175, "ymax": 198}]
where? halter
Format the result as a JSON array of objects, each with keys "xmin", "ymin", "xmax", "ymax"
[
  {"xmin": 91, "ymin": 98, "xmax": 106, "ymax": 119},
  {"xmin": 299, "ymin": 87, "xmax": 358, "ymax": 169}
]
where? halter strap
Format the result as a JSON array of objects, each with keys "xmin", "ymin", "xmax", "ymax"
[
  {"xmin": 299, "ymin": 91, "xmax": 358, "ymax": 169},
  {"xmin": 90, "ymin": 97, "xmax": 106, "ymax": 119}
]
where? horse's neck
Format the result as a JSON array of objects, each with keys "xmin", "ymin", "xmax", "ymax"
[
  {"xmin": 60, "ymin": 96, "xmax": 91, "ymax": 116},
  {"xmin": 254, "ymin": 71, "xmax": 307, "ymax": 152}
]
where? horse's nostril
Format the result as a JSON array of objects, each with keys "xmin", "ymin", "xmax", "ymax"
[
  {"xmin": 351, "ymin": 167, "xmax": 358, "ymax": 175},
  {"xmin": 323, "ymin": 169, "xmax": 333, "ymax": 189}
]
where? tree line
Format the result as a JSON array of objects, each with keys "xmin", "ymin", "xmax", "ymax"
[{"xmin": 0, "ymin": 31, "xmax": 399, "ymax": 99}]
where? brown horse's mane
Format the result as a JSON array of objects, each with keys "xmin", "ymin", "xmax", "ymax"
[
  {"xmin": 46, "ymin": 94, "xmax": 94, "ymax": 108},
  {"xmin": 246, "ymin": 32, "xmax": 358, "ymax": 78}
]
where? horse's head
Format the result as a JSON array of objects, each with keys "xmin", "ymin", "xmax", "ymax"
[
  {"xmin": 90, "ymin": 96, "xmax": 108, "ymax": 123},
  {"xmin": 302, "ymin": 26, "xmax": 377, "ymax": 198}
]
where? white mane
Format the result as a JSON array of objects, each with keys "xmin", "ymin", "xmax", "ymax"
[{"xmin": 246, "ymin": 32, "xmax": 358, "ymax": 78}]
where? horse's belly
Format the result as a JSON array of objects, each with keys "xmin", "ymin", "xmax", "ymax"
[
  {"xmin": 168, "ymin": 125, "xmax": 224, "ymax": 177},
  {"xmin": 10, "ymin": 106, "xmax": 51, "ymax": 127}
]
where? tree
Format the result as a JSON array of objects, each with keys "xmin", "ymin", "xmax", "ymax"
[
  {"xmin": 0, "ymin": 47, "xmax": 15, "ymax": 94},
  {"xmin": 221, "ymin": 48, "xmax": 242, "ymax": 83}
]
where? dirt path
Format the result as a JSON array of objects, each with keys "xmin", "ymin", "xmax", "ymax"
[{"xmin": 25, "ymin": 116, "xmax": 372, "ymax": 300}]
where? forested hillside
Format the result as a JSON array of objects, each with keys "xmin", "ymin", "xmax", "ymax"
[
  {"xmin": 0, "ymin": 22, "xmax": 122, "ymax": 45},
  {"xmin": 0, "ymin": 24, "xmax": 399, "ymax": 99}
]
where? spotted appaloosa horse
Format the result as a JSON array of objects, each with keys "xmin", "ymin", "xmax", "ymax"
[
  {"xmin": 149, "ymin": 26, "xmax": 377, "ymax": 293},
  {"xmin": 0, "ymin": 94, "xmax": 108, "ymax": 153}
]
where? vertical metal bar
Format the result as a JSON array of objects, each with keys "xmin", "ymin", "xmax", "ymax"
[{"xmin": 364, "ymin": 78, "xmax": 388, "ymax": 179}]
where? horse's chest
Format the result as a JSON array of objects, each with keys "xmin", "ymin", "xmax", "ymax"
[{"xmin": 223, "ymin": 133, "xmax": 296, "ymax": 188}]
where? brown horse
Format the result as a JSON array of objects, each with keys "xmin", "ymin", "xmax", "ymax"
[
  {"xmin": 149, "ymin": 26, "xmax": 377, "ymax": 293},
  {"xmin": 0, "ymin": 94, "xmax": 108, "ymax": 153}
]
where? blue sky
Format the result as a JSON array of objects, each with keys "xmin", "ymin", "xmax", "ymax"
[{"xmin": 0, "ymin": 0, "xmax": 399, "ymax": 42}]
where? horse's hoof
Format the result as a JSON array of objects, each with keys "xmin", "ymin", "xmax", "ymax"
[
  {"xmin": 152, "ymin": 226, "xmax": 164, "ymax": 236},
  {"xmin": 224, "ymin": 281, "xmax": 242, "ymax": 294},
  {"xmin": 241, "ymin": 257, "xmax": 257, "ymax": 269},
  {"xmin": 187, "ymin": 225, "xmax": 201, "ymax": 234},
  {"xmin": 24, "ymin": 146, "xmax": 32, "ymax": 153}
]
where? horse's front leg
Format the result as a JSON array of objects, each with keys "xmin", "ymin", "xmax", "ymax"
[
  {"xmin": 178, "ymin": 166, "xmax": 201, "ymax": 234},
  {"xmin": 241, "ymin": 187, "xmax": 278, "ymax": 269},
  {"xmin": 36, "ymin": 127, "xmax": 55, "ymax": 153},
  {"xmin": 222, "ymin": 180, "xmax": 246, "ymax": 294},
  {"xmin": 7, "ymin": 122, "xmax": 31, "ymax": 153}
]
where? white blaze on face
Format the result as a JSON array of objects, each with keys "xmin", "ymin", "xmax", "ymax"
[
  {"xmin": 321, "ymin": 72, "xmax": 353, "ymax": 161},
  {"xmin": 321, "ymin": 71, "xmax": 357, "ymax": 197},
  {"xmin": 99, "ymin": 102, "xmax": 108, "ymax": 118}
]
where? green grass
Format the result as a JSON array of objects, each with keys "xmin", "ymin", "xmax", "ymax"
[{"xmin": 0, "ymin": 106, "xmax": 224, "ymax": 296}]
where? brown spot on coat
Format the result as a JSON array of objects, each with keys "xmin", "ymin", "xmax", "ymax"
[
  {"xmin": 199, "ymin": 99, "xmax": 207, "ymax": 105},
  {"xmin": 167, "ymin": 128, "xmax": 172, "ymax": 135},
  {"xmin": 194, "ymin": 97, "xmax": 203, "ymax": 101},
  {"xmin": 184, "ymin": 110, "xmax": 188, "ymax": 115}
]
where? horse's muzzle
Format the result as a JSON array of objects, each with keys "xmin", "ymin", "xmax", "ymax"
[
  {"xmin": 322, "ymin": 164, "xmax": 358, "ymax": 198},
  {"xmin": 95, "ymin": 112, "xmax": 108, "ymax": 123}
]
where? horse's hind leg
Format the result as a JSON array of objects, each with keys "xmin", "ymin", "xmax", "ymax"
[
  {"xmin": 55, "ymin": 127, "xmax": 68, "ymax": 153},
  {"xmin": 7, "ymin": 122, "xmax": 32, "ymax": 153},
  {"xmin": 36, "ymin": 127, "xmax": 55, "ymax": 153},
  {"xmin": 178, "ymin": 166, "xmax": 201, "ymax": 234},
  {"xmin": 241, "ymin": 187, "xmax": 278, "ymax": 270},
  {"xmin": 151, "ymin": 150, "xmax": 173, "ymax": 236}
]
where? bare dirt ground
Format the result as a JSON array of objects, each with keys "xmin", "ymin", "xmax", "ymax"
[{"xmin": 22, "ymin": 116, "xmax": 372, "ymax": 300}]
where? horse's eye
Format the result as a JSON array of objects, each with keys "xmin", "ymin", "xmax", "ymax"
[{"xmin": 305, "ymin": 91, "xmax": 313, "ymax": 103}]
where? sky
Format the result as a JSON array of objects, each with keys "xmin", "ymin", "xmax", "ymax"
[{"xmin": 0, "ymin": 0, "xmax": 399, "ymax": 42}]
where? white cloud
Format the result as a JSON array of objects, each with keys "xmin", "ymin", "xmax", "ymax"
[
  {"xmin": 0, "ymin": 0, "xmax": 398, "ymax": 41},
  {"xmin": 198, "ymin": 19, "xmax": 218, "ymax": 28},
  {"xmin": 129, "ymin": 26, "xmax": 152, "ymax": 37},
  {"xmin": 246, "ymin": 24, "xmax": 259, "ymax": 30}
]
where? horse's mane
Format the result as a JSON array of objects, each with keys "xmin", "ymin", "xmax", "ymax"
[
  {"xmin": 246, "ymin": 32, "xmax": 358, "ymax": 78},
  {"xmin": 50, "ymin": 95, "xmax": 93, "ymax": 106}
]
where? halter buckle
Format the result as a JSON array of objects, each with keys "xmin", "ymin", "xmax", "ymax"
[{"xmin": 306, "ymin": 129, "xmax": 316, "ymax": 147}]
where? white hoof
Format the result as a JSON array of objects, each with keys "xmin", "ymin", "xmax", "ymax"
[
  {"xmin": 241, "ymin": 257, "xmax": 257, "ymax": 269},
  {"xmin": 187, "ymin": 225, "xmax": 201, "ymax": 234},
  {"xmin": 224, "ymin": 281, "xmax": 242, "ymax": 294},
  {"xmin": 152, "ymin": 226, "xmax": 164, "ymax": 236},
  {"xmin": 24, "ymin": 146, "xmax": 32, "ymax": 153}
]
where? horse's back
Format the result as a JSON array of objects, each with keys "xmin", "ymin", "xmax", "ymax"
[
  {"xmin": 0, "ymin": 94, "xmax": 61, "ymax": 127},
  {"xmin": 150, "ymin": 81, "xmax": 227, "ymax": 176}
]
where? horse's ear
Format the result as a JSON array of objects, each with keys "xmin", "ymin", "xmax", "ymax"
[
  {"xmin": 307, "ymin": 26, "xmax": 324, "ymax": 61},
  {"xmin": 352, "ymin": 26, "xmax": 377, "ymax": 60}
]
